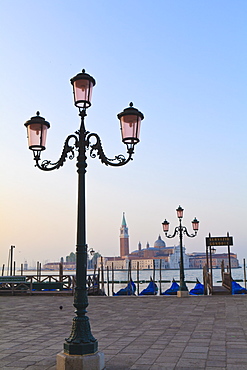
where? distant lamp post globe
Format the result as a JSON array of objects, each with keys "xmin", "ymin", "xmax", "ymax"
[
  {"xmin": 192, "ymin": 217, "xmax": 199, "ymax": 231},
  {"xmin": 162, "ymin": 219, "xmax": 170, "ymax": 233}
]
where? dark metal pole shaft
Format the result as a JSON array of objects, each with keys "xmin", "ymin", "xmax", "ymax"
[
  {"xmin": 179, "ymin": 220, "xmax": 188, "ymax": 291},
  {"xmin": 64, "ymin": 110, "xmax": 98, "ymax": 356}
]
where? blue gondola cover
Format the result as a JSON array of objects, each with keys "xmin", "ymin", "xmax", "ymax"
[
  {"xmin": 232, "ymin": 281, "xmax": 247, "ymax": 295},
  {"xmin": 162, "ymin": 280, "xmax": 179, "ymax": 295},
  {"xmin": 114, "ymin": 280, "xmax": 136, "ymax": 296},
  {"xmin": 139, "ymin": 280, "xmax": 158, "ymax": 295},
  {"xmin": 189, "ymin": 282, "xmax": 204, "ymax": 295}
]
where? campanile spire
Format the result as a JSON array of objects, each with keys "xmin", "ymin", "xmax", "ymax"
[{"xmin": 120, "ymin": 212, "xmax": 129, "ymax": 257}]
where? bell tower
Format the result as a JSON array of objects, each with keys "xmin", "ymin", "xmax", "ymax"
[{"xmin": 120, "ymin": 212, "xmax": 129, "ymax": 257}]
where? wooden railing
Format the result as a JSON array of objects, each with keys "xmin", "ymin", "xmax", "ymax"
[{"xmin": 0, "ymin": 274, "xmax": 99, "ymax": 295}]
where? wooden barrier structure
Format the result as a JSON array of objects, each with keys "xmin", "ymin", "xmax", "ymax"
[
  {"xmin": 204, "ymin": 233, "xmax": 233, "ymax": 295},
  {"xmin": 0, "ymin": 273, "xmax": 100, "ymax": 296}
]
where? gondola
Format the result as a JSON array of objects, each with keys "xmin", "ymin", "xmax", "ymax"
[
  {"xmin": 189, "ymin": 278, "xmax": 204, "ymax": 295},
  {"xmin": 139, "ymin": 278, "xmax": 158, "ymax": 295},
  {"xmin": 113, "ymin": 280, "xmax": 136, "ymax": 296},
  {"xmin": 162, "ymin": 279, "xmax": 179, "ymax": 295},
  {"xmin": 231, "ymin": 281, "xmax": 247, "ymax": 294}
]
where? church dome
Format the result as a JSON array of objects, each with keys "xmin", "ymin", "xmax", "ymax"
[{"xmin": 154, "ymin": 235, "xmax": 166, "ymax": 248}]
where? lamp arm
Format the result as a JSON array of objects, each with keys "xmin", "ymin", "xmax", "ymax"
[
  {"xmin": 182, "ymin": 226, "xmax": 197, "ymax": 238},
  {"xmin": 86, "ymin": 132, "xmax": 134, "ymax": 167},
  {"xmin": 33, "ymin": 134, "xmax": 79, "ymax": 171},
  {"xmin": 165, "ymin": 227, "xmax": 179, "ymax": 239}
]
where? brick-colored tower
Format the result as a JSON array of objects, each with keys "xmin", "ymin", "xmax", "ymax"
[{"xmin": 120, "ymin": 212, "xmax": 129, "ymax": 257}]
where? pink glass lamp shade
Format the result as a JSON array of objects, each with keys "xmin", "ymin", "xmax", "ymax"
[
  {"xmin": 24, "ymin": 112, "xmax": 50, "ymax": 151},
  {"xmin": 192, "ymin": 217, "xmax": 199, "ymax": 231},
  {"xmin": 117, "ymin": 103, "xmax": 144, "ymax": 148},
  {"xmin": 176, "ymin": 205, "xmax": 184, "ymax": 219},
  {"xmin": 70, "ymin": 69, "xmax": 96, "ymax": 109},
  {"xmin": 162, "ymin": 219, "xmax": 170, "ymax": 233}
]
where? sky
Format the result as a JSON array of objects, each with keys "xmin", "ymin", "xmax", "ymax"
[{"xmin": 0, "ymin": 1, "xmax": 246, "ymax": 269}]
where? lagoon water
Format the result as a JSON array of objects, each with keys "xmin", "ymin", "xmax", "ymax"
[{"xmin": 17, "ymin": 267, "xmax": 246, "ymax": 295}]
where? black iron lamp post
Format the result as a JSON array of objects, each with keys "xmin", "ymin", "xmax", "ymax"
[
  {"xmin": 162, "ymin": 206, "xmax": 199, "ymax": 293},
  {"xmin": 24, "ymin": 69, "xmax": 144, "ymax": 356}
]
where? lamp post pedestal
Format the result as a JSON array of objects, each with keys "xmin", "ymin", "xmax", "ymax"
[
  {"xmin": 177, "ymin": 290, "xmax": 189, "ymax": 298},
  {"xmin": 57, "ymin": 351, "xmax": 105, "ymax": 370}
]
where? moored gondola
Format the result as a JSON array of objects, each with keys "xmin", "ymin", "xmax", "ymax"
[
  {"xmin": 139, "ymin": 278, "xmax": 158, "ymax": 295},
  {"xmin": 231, "ymin": 281, "xmax": 247, "ymax": 294},
  {"xmin": 189, "ymin": 278, "xmax": 204, "ymax": 295},
  {"xmin": 162, "ymin": 278, "xmax": 179, "ymax": 295},
  {"xmin": 113, "ymin": 279, "xmax": 136, "ymax": 296}
]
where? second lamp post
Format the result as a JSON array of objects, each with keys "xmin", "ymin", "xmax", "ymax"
[{"xmin": 162, "ymin": 206, "xmax": 199, "ymax": 296}]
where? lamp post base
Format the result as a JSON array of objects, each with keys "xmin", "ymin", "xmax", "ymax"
[
  {"xmin": 64, "ymin": 341, "xmax": 98, "ymax": 355},
  {"xmin": 56, "ymin": 351, "xmax": 105, "ymax": 370},
  {"xmin": 177, "ymin": 290, "xmax": 189, "ymax": 298}
]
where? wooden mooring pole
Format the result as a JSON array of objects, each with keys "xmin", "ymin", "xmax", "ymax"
[
  {"xmin": 111, "ymin": 262, "xmax": 114, "ymax": 296},
  {"xmin": 244, "ymin": 258, "xmax": 246, "ymax": 289},
  {"xmin": 153, "ymin": 259, "xmax": 155, "ymax": 281},
  {"xmin": 107, "ymin": 266, "xmax": 110, "ymax": 296},
  {"xmin": 159, "ymin": 259, "xmax": 162, "ymax": 295},
  {"xmin": 137, "ymin": 262, "xmax": 140, "ymax": 295},
  {"xmin": 101, "ymin": 257, "xmax": 104, "ymax": 293}
]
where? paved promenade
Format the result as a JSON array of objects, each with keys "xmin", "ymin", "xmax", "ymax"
[{"xmin": 1, "ymin": 294, "xmax": 247, "ymax": 369}]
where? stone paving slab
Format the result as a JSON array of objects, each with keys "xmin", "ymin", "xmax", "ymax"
[{"xmin": 0, "ymin": 295, "xmax": 247, "ymax": 369}]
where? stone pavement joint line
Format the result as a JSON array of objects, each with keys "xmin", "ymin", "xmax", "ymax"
[{"xmin": 0, "ymin": 295, "xmax": 247, "ymax": 369}]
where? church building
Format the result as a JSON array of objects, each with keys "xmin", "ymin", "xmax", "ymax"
[{"xmin": 99, "ymin": 213, "xmax": 190, "ymax": 270}]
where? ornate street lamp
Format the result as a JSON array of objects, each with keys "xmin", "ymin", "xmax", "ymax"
[
  {"xmin": 162, "ymin": 206, "xmax": 199, "ymax": 296},
  {"xmin": 24, "ymin": 70, "xmax": 144, "ymax": 363}
]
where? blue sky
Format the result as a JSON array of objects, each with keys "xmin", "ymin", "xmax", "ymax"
[{"xmin": 0, "ymin": 1, "xmax": 246, "ymax": 268}]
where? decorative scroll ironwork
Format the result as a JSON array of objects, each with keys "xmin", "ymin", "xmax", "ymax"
[
  {"xmin": 86, "ymin": 132, "xmax": 133, "ymax": 167},
  {"xmin": 34, "ymin": 134, "xmax": 79, "ymax": 171},
  {"xmin": 165, "ymin": 226, "xmax": 197, "ymax": 239},
  {"xmin": 34, "ymin": 130, "xmax": 134, "ymax": 171}
]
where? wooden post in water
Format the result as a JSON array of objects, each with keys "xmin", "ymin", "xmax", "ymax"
[
  {"xmin": 209, "ymin": 246, "xmax": 213, "ymax": 292},
  {"xmin": 111, "ymin": 262, "xmax": 114, "ymax": 296},
  {"xmin": 98, "ymin": 267, "xmax": 100, "ymax": 292},
  {"xmin": 20, "ymin": 264, "xmax": 23, "ymax": 276},
  {"xmin": 227, "ymin": 232, "xmax": 232, "ymax": 281},
  {"xmin": 59, "ymin": 262, "xmax": 63, "ymax": 282},
  {"xmin": 153, "ymin": 260, "xmax": 155, "ymax": 281},
  {"xmin": 92, "ymin": 263, "xmax": 97, "ymax": 295},
  {"xmin": 107, "ymin": 266, "xmax": 110, "ymax": 296},
  {"xmin": 128, "ymin": 260, "xmax": 132, "ymax": 282},
  {"xmin": 13, "ymin": 261, "xmax": 16, "ymax": 276},
  {"xmin": 101, "ymin": 257, "xmax": 104, "ymax": 293},
  {"xmin": 137, "ymin": 262, "xmax": 140, "ymax": 295},
  {"xmin": 244, "ymin": 258, "xmax": 246, "ymax": 289},
  {"xmin": 159, "ymin": 259, "xmax": 162, "ymax": 295},
  {"xmin": 2, "ymin": 264, "xmax": 4, "ymax": 276}
]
